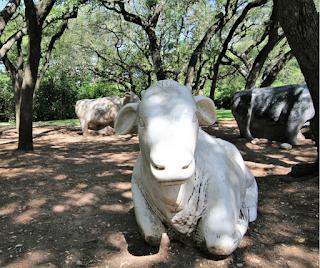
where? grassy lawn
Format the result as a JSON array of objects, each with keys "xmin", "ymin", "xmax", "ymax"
[
  {"xmin": 0, "ymin": 119, "xmax": 79, "ymax": 126},
  {"xmin": 0, "ymin": 110, "xmax": 234, "ymax": 126},
  {"xmin": 216, "ymin": 109, "xmax": 234, "ymax": 120},
  {"xmin": 34, "ymin": 119, "xmax": 80, "ymax": 125}
]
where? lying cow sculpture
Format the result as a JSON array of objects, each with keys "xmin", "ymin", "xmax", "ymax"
[
  {"xmin": 75, "ymin": 92, "xmax": 139, "ymax": 135},
  {"xmin": 231, "ymin": 84, "xmax": 315, "ymax": 145},
  {"xmin": 114, "ymin": 80, "xmax": 258, "ymax": 258}
]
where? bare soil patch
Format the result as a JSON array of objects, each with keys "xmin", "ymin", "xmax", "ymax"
[{"xmin": 0, "ymin": 121, "xmax": 318, "ymax": 268}]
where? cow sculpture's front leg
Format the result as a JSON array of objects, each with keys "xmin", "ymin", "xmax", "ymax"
[
  {"xmin": 195, "ymin": 204, "xmax": 249, "ymax": 258},
  {"xmin": 242, "ymin": 169, "xmax": 258, "ymax": 222},
  {"xmin": 79, "ymin": 118, "xmax": 88, "ymax": 135},
  {"xmin": 131, "ymin": 176, "xmax": 166, "ymax": 246},
  {"xmin": 193, "ymin": 172, "xmax": 250, "ymax": 259},
  {"xmin": 215, "ymin": 138, "xmax": 258, "ymax": 223},
  {"xmin": 239, "ymin": 112, "xmax": 253, "ymax": 141}
]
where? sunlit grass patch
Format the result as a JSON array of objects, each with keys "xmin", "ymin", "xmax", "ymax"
[
  {"xmin": 34, "ymin": 119, "xmax": 80, "ymax": 125},
  {"xmin": 216, "ymin": 110, "xmax": 234, "ymax": 120},
  {"xmin": 1, "ymin": 112, "xmax": 233, "ymax": 126}
]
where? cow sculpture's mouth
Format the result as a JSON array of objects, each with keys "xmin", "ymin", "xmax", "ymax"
[
  {"xmin": 157, "ymin": 180, "xmax": 188, "ymax": 186},
  {"xmin": 150, "ymin": 159, "xmax": 195, "ymax": 185}
]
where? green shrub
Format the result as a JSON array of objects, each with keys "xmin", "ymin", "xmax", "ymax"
[{"xmin": 34, "ymin": 70, "xmax": 79, "ymax": 121}]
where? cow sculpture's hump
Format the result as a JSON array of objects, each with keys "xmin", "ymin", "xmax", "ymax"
[{"xmin": 114, "ymin": 80, "xmax": 258, "ymax": 258}]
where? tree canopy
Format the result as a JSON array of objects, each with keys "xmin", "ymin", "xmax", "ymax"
[{"xmin": 52, "ymin": 0, "xmax": 304, "ymax": 98}]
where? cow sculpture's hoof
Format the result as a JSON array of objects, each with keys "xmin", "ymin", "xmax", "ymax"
[{"xmin": 115, "ymin": 80, "xmax": 258, "ymax": 258}]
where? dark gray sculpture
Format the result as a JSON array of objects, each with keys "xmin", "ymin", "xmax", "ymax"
[{"xmin": 231, "ymin": 84, "xmax": 315, "ymax": 145}]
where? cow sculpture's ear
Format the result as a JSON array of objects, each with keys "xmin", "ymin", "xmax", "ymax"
[
  {"xmin": 114, "ymin": 103, "xmax": 139, "ymax": 135},
  {"xmin": 141, "ymin": 90, "xmax": 146, "ymax": 98},
  {"xmin": 194, "ymin": 96, "xmax": 217, "ymax": 125}
]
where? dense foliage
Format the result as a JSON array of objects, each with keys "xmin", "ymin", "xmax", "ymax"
[
  {"xmin": 33, "ymin": 69, "xmax": 127, "ymax": 121},
  {"xmin": 0, "ymin": 70, "xmax": 14, "ymax": 122},
  {"xmin": 33, "ymin": 70, "xmax": 78, "ymax": 121},
  {"xmin": 0, "ymin": 0, "xmax": 306, "ymax": 122}
]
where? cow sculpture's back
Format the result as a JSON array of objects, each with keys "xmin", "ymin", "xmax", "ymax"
[
  {"xmin": 75, "ymin": 92, "xmax": 139, "ymax": 135},
  {"xmin": 114, "ymin": 80, "xmax": 258, "ymax": 258}
]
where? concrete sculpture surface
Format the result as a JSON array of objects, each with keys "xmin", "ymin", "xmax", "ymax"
[
  {"xmin": 114, "ymin": 80, "xmax": 258, "ymax": 257},
  {"xmin": 231, "ymin": 84, "xmax": 315, "ymax": 145},
  {"xmin": 75, "ymin": 92, "xmax": 140, "ymax": 135}
]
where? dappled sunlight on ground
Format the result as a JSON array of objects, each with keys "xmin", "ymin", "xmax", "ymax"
[
  {"xmin": 0, "ymin": 122, "xmax": 318, "ymax": 267},
  {"xmin": 3, "ymin": 250, "xmax": 51, "ymax": 268}
]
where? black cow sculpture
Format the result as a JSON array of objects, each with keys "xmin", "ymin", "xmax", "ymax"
[{"xmin": 231, "ymin": 84, "xmax": 315, "ymax": 145}]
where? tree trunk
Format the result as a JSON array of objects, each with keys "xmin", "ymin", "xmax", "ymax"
[
  {"xmin": 18, "ymin": 0, "xmax": 43, "ymax": 150},
  {"xmin": 19, "ymin": 71, "xmax": 35, "ymax": 151},
  {"xmin": 13, "ymin": 63, "xmax": 23, "ymax": 131},
  {"xmin": 147, "ymin": 29, "xmax": 166, "ymax": 81},
  {"xmin": 210, "ymin": 0, "xmax": 267, "ymax": 100},
  {"xmin": 244, "ymin": 28, "xmax": 284, "ymax": 89},
  {"xmin": 244, "ymin": 7, "xmax": 285, "ymax": 89},
  {"xmin": 108, "ymin": 1, "xmax": 167, "ymax": 81},
  {"xmin": 273, "ymin": 0, "xmax": 319, "ymax": 177},
  {"xmin": 184, "ymin": 21, "xmax": 223, "ymax": 87},
  {"xmin": 1, "ymin": 38, "xmax": 24, "ymax": 130},
  {"xmin": 15, "ymin": 38, "xmax": 24, "ymax": 130}
]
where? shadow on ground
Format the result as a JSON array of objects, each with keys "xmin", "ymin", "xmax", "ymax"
[{"xmin": 0, "ymin": 121, "xmax": 318, "ymax": 268}]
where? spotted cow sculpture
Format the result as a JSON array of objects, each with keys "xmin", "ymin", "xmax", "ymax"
[
  {"xmin": 114, "ymin": 80, "xmax": 258, "ymax": 258},
  {"xmin": 75, "ymin": 92, "xmax": 139, "ymax": 135},
  {"xmin": 231, "ymin": 84, "xmax": 315, "ymax": 145}
]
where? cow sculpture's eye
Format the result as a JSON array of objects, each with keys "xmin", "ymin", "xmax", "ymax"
[{"xmin": 139, "ymin": 118, "xmax": 145, "ymax": 127}]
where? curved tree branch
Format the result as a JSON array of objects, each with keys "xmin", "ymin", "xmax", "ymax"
[
  {"xmin": 0, "ymin": 5, "xmax": 79, "ymax": 59},
  {"xmin": 104, "ymin": 0, "xmax": 167, "ymax": 80},
  {"xmin": 0, "ymin": 0, "xmax": 21, "ymax": 35},
  {"xmin": 259, "ymin": 50, "xmax": 293, "ymax": 87},
  {"xmin": 209, "ymin": 0, "xmax": 268, "ymax": 99}
]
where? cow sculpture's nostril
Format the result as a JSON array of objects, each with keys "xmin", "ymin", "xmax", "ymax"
[
  {"xmin": 152, "ymin": 161, "xmax": 166, "ymax": 171},
  {"xmin": 182, "ymin": 161, "xmax": 192, "ymax": 170}
]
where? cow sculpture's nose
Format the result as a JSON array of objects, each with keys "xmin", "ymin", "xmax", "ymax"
[
  {"xmin": 150, "ymin": 155, "xmax": 195, "ymax": 185},
  {"xmin": 151, "ymin": 160, "xmax": 193, "ymax": 171}
]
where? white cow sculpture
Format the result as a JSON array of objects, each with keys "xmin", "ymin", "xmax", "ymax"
[
  {"xmin": 114, "ymin": 80, "xmax": 258, "ymax": 257},
  {"xmin": 76, "ymin": 92, "xmax": 140, "ymax": 135}
]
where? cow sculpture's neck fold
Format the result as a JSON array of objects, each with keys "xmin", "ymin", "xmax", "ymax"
[{"xmin": 140, "ymin": 158, "xmax": 187, "ymax": 210}]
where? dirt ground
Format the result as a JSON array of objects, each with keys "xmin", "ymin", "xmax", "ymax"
[{"xmin": 0, "ymin": 120, "xmax": 318, "ymax": 268}]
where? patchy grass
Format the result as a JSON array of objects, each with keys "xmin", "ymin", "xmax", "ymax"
[
  {"xmin": 34, "ymin": 119, "xmax": 80, "ymax": 125},
  {"xmin": 0, "ymin": 122, "xmax": 13, "ymax": 126},
  {"xmin": 216, "ymin": 109, "xmax": 234, "ymax": 120},
  {"xmin": 1, "ymin": 111, "xmax": 233, "ymax": 127},
  {"xmin": 0, "ymin": 119, "xmax": 80, "ymax": 126}
]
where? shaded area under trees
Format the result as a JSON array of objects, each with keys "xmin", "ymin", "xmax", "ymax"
[
  {"xmin": 0, "ymin": 0, "xmax": 86, "ymax": 150},
  {"xmin": 273, "ymin": 0, "xmax": 319, "ymax": 177}
]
